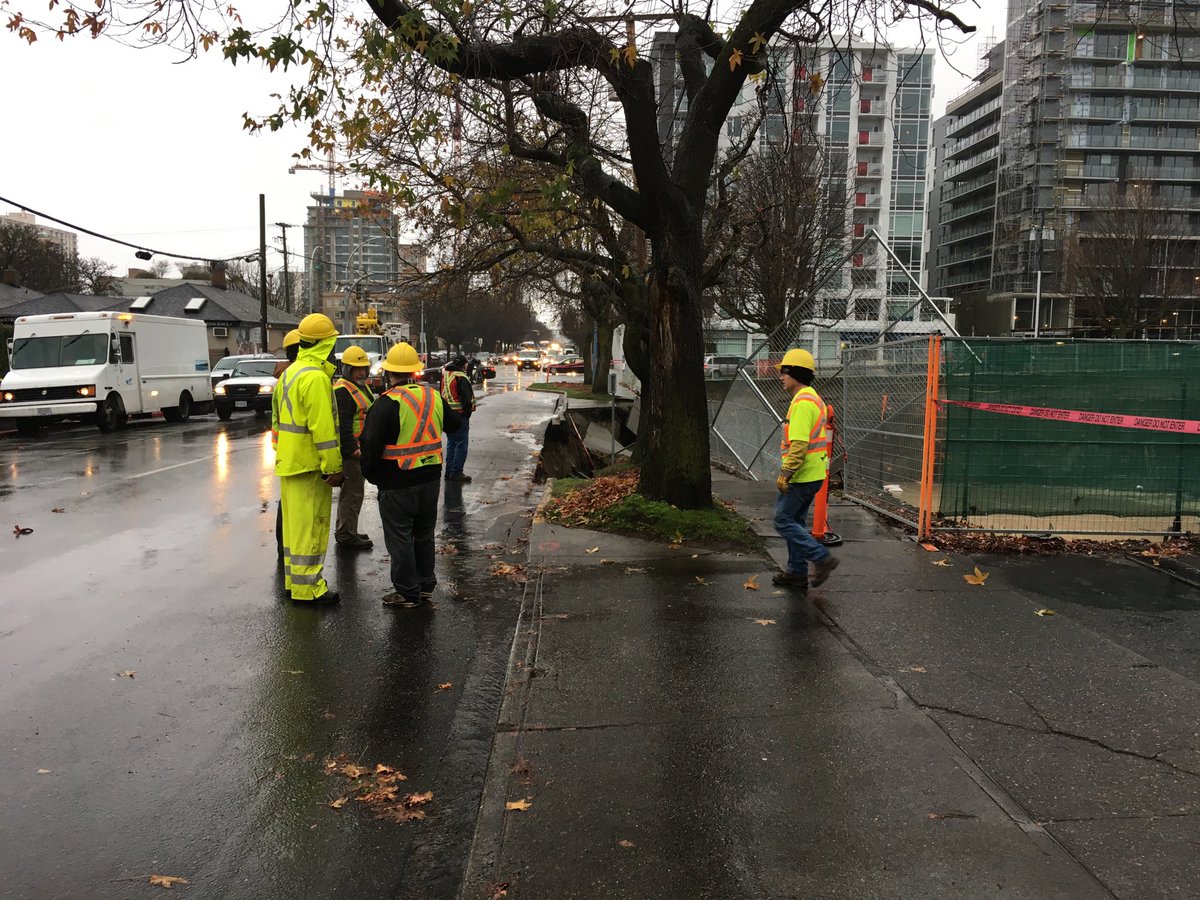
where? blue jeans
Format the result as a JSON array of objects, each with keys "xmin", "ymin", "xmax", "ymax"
[
  {"xmin": 445, "ymin": 418, "xmax": 470, "ymax": 477},
  {"xmin": 774, "ymin": 479, "xmax": 830, "ymax": 577}
]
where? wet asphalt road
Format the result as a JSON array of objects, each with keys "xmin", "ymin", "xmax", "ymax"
[{"xmin": 0, "ymin": 368, "xmax": 562, "ymax": 899}]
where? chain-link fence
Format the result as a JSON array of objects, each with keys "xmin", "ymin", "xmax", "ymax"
[
  {"xmin": 936, "ymin": 338, "xmax": 1200, "ymax": 537},
  {"xmin": 839, "ymin": 337, "xmax": 935, "ymax": 529}
]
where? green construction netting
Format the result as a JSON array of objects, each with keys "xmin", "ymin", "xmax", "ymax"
[{"xmin": 938, "ymin": 339, "xmax": 1200, "ymax": 525}]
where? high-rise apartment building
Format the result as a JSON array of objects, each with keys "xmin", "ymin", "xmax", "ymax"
[
  {"xmin": 301, "ymin": 189, "xmax": 427, "ymax": 321},
  {"xmin": 930, "ymin": 0, "xmax": 1200, "ymax": 337},
  {"xmin": 927, "ymin": 41, "xmax": 1005, "ymax": 330},
  {"xmin": 653, "ymin": 35, "xmax": 949, "ymax": 358},
  {"xmin": 2, "ymin": 212, "xmax": 78, "ymax": 259}
]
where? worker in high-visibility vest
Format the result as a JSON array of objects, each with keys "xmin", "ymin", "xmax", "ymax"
[
  {"xmin": 274, "ymin": 328, "xmax": 301, "ymax": 561},
  {"xmin": 272, "ymin": 313, "xmax": 344, "ymax": 605},
  {"xmin": 441, "ymin": 355, "xmax": 476, "ymax": 483},
  {"xmin": 772, "ymin": 348, "xmax": 839, "ymax": 590},
  {"xmin": 333, "ymin": 345, "xmax": 376, "ymax": 550},
  {"xmin": 361, "ymin": 342, "xmax": 465, "ymax": 609}
]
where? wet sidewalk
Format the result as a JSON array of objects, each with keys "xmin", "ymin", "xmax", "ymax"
[{"xmin": 453, "ymin": 471, "xmax": 1200, "ymax": 897}]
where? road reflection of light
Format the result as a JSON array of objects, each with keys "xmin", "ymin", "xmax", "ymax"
[
  {"xmin": 261, "ymin": 431, "xmax": 275, "ymax": 470},
  {"xmin": 215, "ymin": 432, "xmax": 230, "ymax": 483},
  {"xmin": 152, "ymin": 436, "xmax": 162, "ymax": 462}
]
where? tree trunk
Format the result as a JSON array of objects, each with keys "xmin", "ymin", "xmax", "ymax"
[
  {"xmin": 636, "ymin": 223, "xmax": 712, "ymax": 509},
  {"xmin": 591, "ymin": 317, "xmax": 614, "ymax": 395}
]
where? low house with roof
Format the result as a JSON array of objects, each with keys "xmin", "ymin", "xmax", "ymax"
[{"xmin": 110, "ymin": 277, "xmax": 300, "ymax": 364}]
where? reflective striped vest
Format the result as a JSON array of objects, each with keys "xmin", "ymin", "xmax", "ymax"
[
  {"xmin": 781, "ymin": 387, "xmax": 831, "ymax": 455},
  {"xmin": 334, "ymin": 377, "xmax": 374, "ymax": 438},
  {"xmin": 441, "ymin": 369, "xmax": 476, "ymax": 412},
  {"xmin": 381, "ymin": 383, "xmax": 445, "ymax": 470}
]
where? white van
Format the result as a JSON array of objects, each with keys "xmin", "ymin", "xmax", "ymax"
[{"xmin": 1, "ymin": 311, "xmax": 214, "ymax": 435}]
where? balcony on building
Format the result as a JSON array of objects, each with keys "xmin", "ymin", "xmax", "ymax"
[
  {"xmin": 854, "ymin": 192, "xmax": 883, "ymax": 208},
  {"xmin": 945, "ymin": 97, "xmax": 1002, "ymax": 141},
  {"xmin": 855, "ymin": 161, "xmax": 884, "ymax": 180},
  {"xmin": 945, "ymin": 122, "xmax": 1001, "ymax": 162},
  {"xmin": 944, "ymin": 145, "xmax": 999, "ymax": 179}
]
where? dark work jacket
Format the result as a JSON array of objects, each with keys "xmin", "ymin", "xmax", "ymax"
[
  {"xmin": 444, "ymin": 368, "xmax": 475, "ymax": 418},
  {"xmin": 360, "ymin": 382, "xmax": 464, "ymax": 491}
]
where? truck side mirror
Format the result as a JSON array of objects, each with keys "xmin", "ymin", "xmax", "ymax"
[{"xmin": 110, "ymin": 335, "xmax": 121, "ymax": 364}]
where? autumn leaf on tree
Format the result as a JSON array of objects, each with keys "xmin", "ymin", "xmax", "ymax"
[
  {"xmin": 743, "ymin": 576, "xmax": 760, "ymax": 591},
  {"xmin": 608, "ymin": 46, "xmax": 620, "ymax": 64},
  {"xmin": 809, "ymin": 71, "xmax": 826, "ymax": 93},
  {"xmin": 728, "ymin": 47, "xmax": 743, "ymax": 71},
  {"xmin": 506, "ymin": 798, "xmax": 533, "ymax": 811},
  {"xmin": 749, "ymin": 31, "xmax": 767, "ymax": 53},
  {"xmin": 962, "ymin": 567, "xmax": 989, "ymax": 586},
  {"xmin": 622, "ymin": 43, "xmax": 637, "ymax": 67},
  {"xmin": 148, "ymin": 875, "xmax": 189, "ymax": 888}
]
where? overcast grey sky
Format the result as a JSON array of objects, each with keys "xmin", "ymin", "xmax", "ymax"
[{"xmin": 0, "ymin": 2, "xmax": 1008, "ymax": 276}]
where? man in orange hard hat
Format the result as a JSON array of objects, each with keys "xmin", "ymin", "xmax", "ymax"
[{"xmin": 773, "ymin": 348, "xmax": 839, "ymax": 590}]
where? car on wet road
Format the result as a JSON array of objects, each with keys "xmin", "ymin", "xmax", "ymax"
[
  {"xmin": 213, "ymin": 358, "xmax": 283, "ymax": 419},
  {"xmin": 545, "ymin": 355, "xmax": 585, "ymax": 375},
  {"xmin": 210, "ymin": 353, "xmax": 277, "ymax": 390}
]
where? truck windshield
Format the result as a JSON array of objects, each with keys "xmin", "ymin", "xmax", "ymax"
[
  {"xmin": 11, "ymin": 333, "xmax": 108, "ymax": 369},
  {"xmin": 231, "ymin": 360, "xmax": 280, "ymax": 377},
  {"xmin": 336, "ymin": 335, "xmax": 386, "ymax": 356}
]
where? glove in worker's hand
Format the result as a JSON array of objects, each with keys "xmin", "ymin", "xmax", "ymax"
[{"xmin": 776, "ymin": 470, "xmax": 793, "ymax": 493}]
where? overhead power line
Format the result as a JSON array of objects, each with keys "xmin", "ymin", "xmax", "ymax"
[{"xmin": 0, "ymin": 193, "xmax": 262, "ymax": 263}]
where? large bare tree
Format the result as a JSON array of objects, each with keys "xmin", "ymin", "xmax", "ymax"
[{"xmin": 1063, "ymin": 182, "xmax": 1198, "ymax": 338}]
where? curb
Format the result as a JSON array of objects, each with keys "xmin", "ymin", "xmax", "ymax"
[{"xmin": 1127, "ymin": 552, "xmax": 1200, "ymax": 589}]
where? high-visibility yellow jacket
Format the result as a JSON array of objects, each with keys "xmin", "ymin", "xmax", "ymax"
[
  {"xmin": 780, "ymin": 385, "xmax": 830, "ymax": 483},
  {"xmin": 272, "ymin": 336, "xmax": 343, "ymax": 477}
]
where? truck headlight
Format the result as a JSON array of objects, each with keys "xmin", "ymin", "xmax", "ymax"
[
  {"xmin": 258, "ymin": 384, "xmax": 273, "ymax": 394},
  {"xmin": 1, "ymin": 392, "xmax": 13, "ymax": 402},
  {"xmin": 215, "ymin": 385, "xmax": 226, "ymax": 395},
  {"xmin": 78, "ymin": 385, "xmax": 95, "ymax": 397}
]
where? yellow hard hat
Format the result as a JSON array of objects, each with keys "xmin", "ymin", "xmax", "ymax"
[
  {"xmin": 341, "ymin": 345, "xmax": 371, "ymax": 368},
  {"xmin": 779, "ymin": 348, "xmax": 816, "ymax": 371},
  {"xmin": 380, "ymin": 342, "xmax": 422, "ymax": 373},
  {"xmin": 282, "ymin": 329, "xmax": 301, "ymax": 349},
  {"xmin": 297, "ymin": 313, "xmax": 338, "ymax": 342}
]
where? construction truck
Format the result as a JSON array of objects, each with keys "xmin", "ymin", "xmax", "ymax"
[{"xmin": 355, "ymin": 308, "xmax": 384, "ymax": 335}]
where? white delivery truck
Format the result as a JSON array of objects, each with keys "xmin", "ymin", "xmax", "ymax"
[{"xmin": 1, "ymin": 311, "xmax": 214, "ymax": 436}]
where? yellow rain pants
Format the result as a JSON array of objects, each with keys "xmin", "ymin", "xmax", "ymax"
[{"xmin": 281, "ymin": 471, "xmax": 333, "ymax": 601}]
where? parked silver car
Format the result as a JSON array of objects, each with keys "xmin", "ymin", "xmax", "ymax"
[{"xmin": 703, "ymin": 355, "xmax": 746, "ymax": 378}]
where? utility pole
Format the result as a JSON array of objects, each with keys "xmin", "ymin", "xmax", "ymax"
[
  {"xmin": 259, "ymin": 194, "xmax": 269, "ymax": 351},
  {"xmin": 275, "ymin": 222, "xmax": 293, "ymax": 313}
]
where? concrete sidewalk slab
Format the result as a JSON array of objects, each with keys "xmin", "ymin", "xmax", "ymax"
[
  {"xmin": 464, "ymin": 516, "xmax": 1108, "ymax": 899},
  {"xmin": 715, "ymin": 477, "xmax": 1200, "ymax": 898}
]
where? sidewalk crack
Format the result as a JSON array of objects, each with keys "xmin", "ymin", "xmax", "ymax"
[{"xmin": 921, "ymin": 703, "xmax": 1200, "ymax": 779}]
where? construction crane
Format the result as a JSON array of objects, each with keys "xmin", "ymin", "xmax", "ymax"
[{"xmin": 288, "ymin": 147, "xmax": 339, "ymax": 193}]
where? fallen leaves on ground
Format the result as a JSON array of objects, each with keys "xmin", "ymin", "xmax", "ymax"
[
  {"xmin": 900, "ymin": 666, "xmax": 927, "ymax": 673},
  {"xmin": 437, "ymin": 682, "xmax": 453, "ymax": 690},
  {"xmin": 506, "ymin": 798, "xmax": 533, "ymax": 811},
  {"xmin": 600, "ymin": 558, "xmax": 615, "ymax": 565},
  {"xmin": 486, "ymin": 882, "xmax": 510, "ymax": 900},
  {"xmin": 927, "ymin": 810, "xmax": 976, "ymax": 820},
  {"xmin": 435, "ymin": 545, "xmax": 459, "ymax": 556},
  {"xmin": 618, "ymin": 839, "xmax": 635, "ymax": 848},
  {"xmin": 693, "ymin": 576, "xmax": 708, "ymax": 586},
  {"xmin": 752, "ymin": 618, "xmax": 777, "ymax": 626},
  {"xmin": 744, "ymin": 576, "xmax": 760, "ymax": 591},
  {"xmin": 962, "ymin": 566, "xmax": 989, "ymax": 586},
  {"xmin": 51, "ymin": 508, "xmax": 65, "ymax": 514},
  {"xmin": 490, "ymin": 562, "xmax": 528, "ymax": 583},
  {"xmin": 584, "ymin": 546, "xmax": 600, "ymax": 555},
  {"xmin": 932, "ymin": 532, "xmax": 1200, "ymax": 559},
  {"xmin": 1034, "ymin": 608, "xmax": 1056, "ymax": 617},
  {"xmin": 322, "ymin": 754, "xmax": 425, "ymax": 822},
  {"xmin": 148, "ymin": 875, "xmax": 189, "ymax": 888},
  {"xmin": 36, "ymin": 768, "xmax": 51, "ymax": 774},
  {"xmin": 624, "ymin": 566, "xmax": 646, "ymax": 575},
  {"xmin": 12, "ymin": 525, "xmax": 33, "ymax": 537},
  {"xmin": 932, "ymin": 558, "xmax": 953, "ymax": 567},
  {"xmin": 541, "ymin": 613, "xmax": 569, "ymax": 620},
  {"xmin": 117, "ymin": 670, "xmax": 136, "ymax": 679},
  {"xmin": 543, "ymin": 470, "xmax": 638, "ymax": 527}
]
